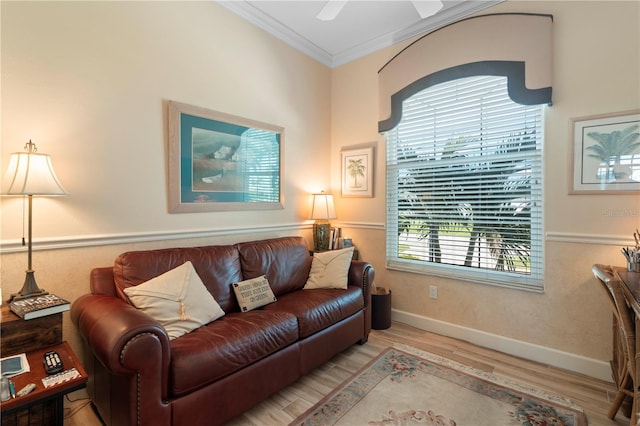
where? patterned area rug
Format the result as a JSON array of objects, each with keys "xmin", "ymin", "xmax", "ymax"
[{"xmin": 292, "ymin": 344, "xmax": 588, "ymax": 426}]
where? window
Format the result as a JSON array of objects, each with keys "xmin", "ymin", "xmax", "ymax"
[{"xmin": 385, "ymin": 75, "xmax": 544, "ymax": 290}]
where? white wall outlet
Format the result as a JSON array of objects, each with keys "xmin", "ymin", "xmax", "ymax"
[{"xmin": 429, "ymin": 285, "xmax": 438, "ymax": 299}]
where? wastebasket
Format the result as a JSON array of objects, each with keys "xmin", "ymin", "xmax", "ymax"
[{"xmin": 371, "ymin": 287, "xmax": 391, "ymax": 330}]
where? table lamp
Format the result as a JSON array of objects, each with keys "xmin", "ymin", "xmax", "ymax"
[
  {"xmin": 3, "ymin": 140, "xmax": 67, "ymax": 302},
  {"xmin": 310, "ymin": 191, "xmax": 336, "ymax": 252}
]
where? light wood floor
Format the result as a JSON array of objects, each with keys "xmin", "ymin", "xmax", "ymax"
[{"xmin": 65, "ymin": 322, "xmax": 629, "ymax": 426}]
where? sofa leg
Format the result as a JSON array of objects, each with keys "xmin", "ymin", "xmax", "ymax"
[{"xmin": 358, "ymin": 336, "xmax": 368, "ymax": 345}]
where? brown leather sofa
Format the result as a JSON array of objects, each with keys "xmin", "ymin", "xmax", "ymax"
[{"xmin": 71, "ymin": 236, "xmax": 374, "ymax": 426}]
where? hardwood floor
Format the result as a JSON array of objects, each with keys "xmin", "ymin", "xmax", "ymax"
[{"xmin": 64, "ymin": 322, "xmax": 628, "ymax": 426}]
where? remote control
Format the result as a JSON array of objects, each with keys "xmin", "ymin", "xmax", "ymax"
[
  {"xmin": 16, "ymin": 383, "xmax": 35, "ymax": 397},
  {"xmin": 43, "ymin": 351, "xmax": 63, "ymax": 375}
]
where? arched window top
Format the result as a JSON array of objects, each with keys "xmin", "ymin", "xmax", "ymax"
[{"xmin": 378, "ymin": 13, "xmax": 553, "ymax": 133}]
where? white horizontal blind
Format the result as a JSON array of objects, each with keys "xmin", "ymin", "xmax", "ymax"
[{"xmin": 386, "ymin": 75, "xmax": 543, "ymax": 289}]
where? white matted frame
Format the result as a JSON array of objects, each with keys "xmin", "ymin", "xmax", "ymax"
[
  {"xmin": 168, "ymin": 101, "xmax": 284, "ymax": 212},
  {"xmin": 570, "ymin": 110, "xmax": 640, "ymax": 194},
  {"xmin": 341, "ymin": 145, "xmax": 374, "ymax": 197}
]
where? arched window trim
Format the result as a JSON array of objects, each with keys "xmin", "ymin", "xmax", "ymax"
[
  {"xmin": 378, "ymin": 13, "xmax": 553, "ymax": 133},
  {"xmin": 378, "ymin": 61, "xmax": 552, "ymax": 133}
]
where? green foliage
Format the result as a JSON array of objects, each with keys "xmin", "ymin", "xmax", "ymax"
[{"xmin": 396, "ymin": 131, "xmax": 536, "ymax": 273}]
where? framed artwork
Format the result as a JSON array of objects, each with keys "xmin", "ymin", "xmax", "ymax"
[
  {"xmin": 168, "ymin": 101, "xmax": 284, "ymax": 213},
  {"xmin": 570, "ymin": 110, "xmax": 640, "ymax": 194},
  {"xmin": 341, "ymin": 145, "xmax": 374, "ymax": 197}
]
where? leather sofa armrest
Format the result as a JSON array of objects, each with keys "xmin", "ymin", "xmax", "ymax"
[
  {"xmin": 348, "ymin": 260, "xmax": 375, "ymax": 305},
  {"xmin": 348, "ymin": 260, "xmax": 375, "ymax": 341},
  {"xmin": 71, "ymin": 294, "xmax": 171, "ymax": 383}
]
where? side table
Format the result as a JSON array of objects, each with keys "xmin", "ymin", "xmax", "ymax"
[
  {"xmin": 1, "ymin": 304, "xmax": 62, "ymax": 354},
  {"xmin": 0, "ymin": 341, "xmax": 88, "ymax": 426}
]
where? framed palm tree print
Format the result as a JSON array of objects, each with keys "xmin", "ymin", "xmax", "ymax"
[
  {"xmin": 570, "ymin": 110, "xmax": 640, "ymax": 194},
  {"xmin": 341, "ymin": 145, "xmax": 374, "ymax": 197}
]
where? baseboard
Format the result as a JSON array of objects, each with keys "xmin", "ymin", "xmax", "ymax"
[{"xmin": 391, "ymin": 309, "xmax": 612, "ymax": 383}]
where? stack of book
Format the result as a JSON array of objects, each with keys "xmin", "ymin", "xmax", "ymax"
[
  {"xmin": 9, "ymin": 293, "xmax": 70, "ymax": 320},
  {"xmin": 329, "ymin": 227, "xmax": 353, "ymax": 250}
]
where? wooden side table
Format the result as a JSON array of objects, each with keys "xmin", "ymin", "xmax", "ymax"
[
  {"xmin": 0, "ymin": 341, "xmax": 88, "ymax": 425},
  {"xmin": 1, "ymin": 304, "xmax": 62, "ymax": 354}
]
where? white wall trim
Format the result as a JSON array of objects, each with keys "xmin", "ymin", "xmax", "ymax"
[
  {"xmin": 325, "ymin": 227, "xmax": 633, "ymax": 247},
  {"xmin": 5, "ymin": 226, "xmax": 625, "ymax": 254},
  {"xmin": 392, "ymin": 309, "xmax": 612, "ymax": 382},
  {"xmin": 0, "ymin": 223, "xmax": 311, "ymax": 254},
  {"xmin": 335, "ymin": 221, "xmax": 385, "ymax": 231},
  {"xmin": 546, "ymin": 231, "xmax": 635, "ymax": 246},
  {"xmin": 0, "ymin": 221, "xmax": 385, "ymax": 254}
]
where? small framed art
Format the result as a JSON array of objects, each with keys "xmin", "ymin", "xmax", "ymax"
[
  {"xmin": 570, "ymin": 110, "xmax": 640, "ymax": 194},
  {"xmin": 341, "ymin": 145, "xmax": 374, "ymax": 197}
]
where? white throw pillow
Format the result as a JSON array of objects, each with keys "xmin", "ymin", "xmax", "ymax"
[
  {"xmin": 304, "ymin": 247, "xmax": 355, "ymax": 290},
  {"xmin": 123, "ymin": 261, "xmax": 225, "ymax": 339},
  {"xmin": 232, "ymin": 275, "xmax": 277, "ymax": 312}
]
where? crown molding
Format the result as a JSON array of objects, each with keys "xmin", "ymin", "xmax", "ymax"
[
  {"xmin": 217, "ymin": 1, "xmax": 334, "ymax": 67},
  {"xmin": 217, "ymin": 1, "xmax": 503, "ymax": 68}
]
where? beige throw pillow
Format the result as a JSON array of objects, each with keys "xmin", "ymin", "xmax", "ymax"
[
  {"xmin": 232, "ymin": 275, "xmax": 277, "ymax": 312},
  {"xmin": 123, "ymin": 261, "xmax": 225, "ymax": 339},
  {"xmin": 304, "ymin": 247, "xmax": 355, "ymax": 290}
]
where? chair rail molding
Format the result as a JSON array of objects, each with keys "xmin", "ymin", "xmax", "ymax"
[
  {"xmin": 0, "ymin": 223, "xmax": 309, "ymax": 254},
  {"xmin": 546, "ymin": 232, "xmax": 636, "ymax": 246}
]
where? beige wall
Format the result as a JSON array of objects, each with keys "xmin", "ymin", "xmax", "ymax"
[
  {"xmin": 331, "ymin": 0, "xmax": 639, "ymax": 378},
  {"xmin": 1, "ymin": 0, "xmax": 638, "ymax": 379},
  {"xmin": 0, "ymin": 1, "xmax": 329, "ymax": 358}
]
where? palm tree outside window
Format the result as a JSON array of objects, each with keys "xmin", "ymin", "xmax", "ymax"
[{"xmin": 385, "ymin": 75, "xmax": 545, "ymax": 290}]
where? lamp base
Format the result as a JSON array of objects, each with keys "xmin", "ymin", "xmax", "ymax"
[
  {"xmin": 7, "ymin": 270, "xmax": 48, "ymax": 303},
  {"xmin": 313, "ymin": 221, "xmax": 331, "ymax": 252}
]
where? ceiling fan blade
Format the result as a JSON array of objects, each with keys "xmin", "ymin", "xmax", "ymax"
[
  {"xmin": 316, "ymin": 0, "xmax": 348, "ymax": 21},
  {"xmin": 411, "ymin": 0, "xmax": 444, "ymax": 19}
]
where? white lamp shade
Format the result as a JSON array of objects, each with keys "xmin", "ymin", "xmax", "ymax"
[
  {"xmin": 310, "ymin": 193, "xmax": 336, "ymax": 220},
  {"xmin": 4, "ymin": 152, "xmax": 67, "ymax": 196}
]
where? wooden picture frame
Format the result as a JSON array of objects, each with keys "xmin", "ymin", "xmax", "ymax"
[
  {"xmin": 341, "ymin": 145, "xmax": 374, "ymax": 197},
  {"xmin": 168, "ymin": 101, "xmax": 284, "ymax": 212},
  {"xmin": 570, "ymin": 110, "xmax": 640, "ymax": 194}
]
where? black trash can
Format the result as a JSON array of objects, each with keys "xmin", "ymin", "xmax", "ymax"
[{"xmin": 371, "ymin": 287, "xmax": 392, "ymax": 330}]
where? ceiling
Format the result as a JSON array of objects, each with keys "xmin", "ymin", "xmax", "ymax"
[{"xmin": 217, "ymin": 0, "xmax": 503, "ymax": 68}]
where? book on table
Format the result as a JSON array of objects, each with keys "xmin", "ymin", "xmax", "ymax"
[{"xmin": 9, "ymin": 293, "xmax": 70, "ymax": 320}]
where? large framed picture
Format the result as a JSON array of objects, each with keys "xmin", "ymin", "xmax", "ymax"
[
  {"xmin": 168, "ymin": 101, "xmax": 284, "ymax": 213},
  {"xmin": 570, "ymin": 110, "xmax": 640, "ymax": 194},
  {"xmin": 341, "ymin": 145, "xmax": 374, "ymax": 197}
]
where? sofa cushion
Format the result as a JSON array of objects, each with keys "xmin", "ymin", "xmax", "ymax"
[
  {"xmin": 236, "ymin": 237, "xmax": 312, "ymax": 297},
  {"xmin": 114, "ymin": 245, "xmax": 242, "ymax": 313},
  {"xmin": 304, "ymin": 247, "xmax": 355, "ymax": 290},
  {"xmin": 123, "ymin": 261, "xmax": 225, "ymax": 339},
  {"xmin": 232, "ymin": 275, "xmax": 277, "ymax": 312},
  {"xmin": 263, "ymin": 286, "xmax": 364, "ymax": 338},
  {"xmin": 169, "ymin": 310, "xmax": 299, "ymax": 396}
]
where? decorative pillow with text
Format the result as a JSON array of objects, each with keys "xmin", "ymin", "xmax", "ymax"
[
  {"xmin": 304, "ymin": 247, "xmax": 354, "ymax": 290},
  {"xmin": 123, "ymin": 261, "xmax": 225, "ymax": 339},
  {"xmin": 232, "ymin": 275, "xmax": 277, "ymax": 312}
]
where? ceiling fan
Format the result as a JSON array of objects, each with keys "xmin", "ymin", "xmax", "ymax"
[{"xmin": 316, "ymin": 0, "xmax": 444, "ymax": 21}]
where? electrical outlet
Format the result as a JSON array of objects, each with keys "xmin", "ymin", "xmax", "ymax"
[{"xmin": 429, "ymin": 285, "xmax": 438, "ymax": 299}]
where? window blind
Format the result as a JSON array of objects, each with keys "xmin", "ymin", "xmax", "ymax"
[{"xmin": 385, "ymin": 75, "xmax": 544, "ymax": 289}]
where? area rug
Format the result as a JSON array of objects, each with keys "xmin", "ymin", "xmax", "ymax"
[{"xmin": 292, "ymin": 344, "xmax": 587, "ymax": 426}]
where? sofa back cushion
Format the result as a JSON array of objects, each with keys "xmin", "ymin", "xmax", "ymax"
[
  {"xmin": 114, "ymin": 245, "xmax": 242, "ymax": 313},
  {"xmin": 236, "ymin": 236, "xmax": 311, "ymax": 297}
]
